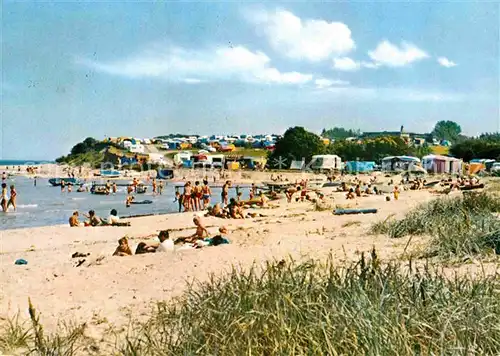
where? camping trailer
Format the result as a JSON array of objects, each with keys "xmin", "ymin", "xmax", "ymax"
[{"xmin": 309, "ymin": 155, "xmax": 342, "ymax": 171}]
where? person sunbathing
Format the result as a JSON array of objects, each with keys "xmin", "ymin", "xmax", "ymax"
[
  {"xmin": 175, "ymin": 217, "xmax": 209, "ymax": 244},
  {"xmin": 355, "ymin": 185, "xmax": 362, "ymax": 197},
  {"xmin": 199, "ymin": 226, "xmax": 230, "ymax": 247},
  {"xmin": 135, "ymin": 242, "xmax": 157, "ymax": 254},
  {"xmin": 346, "ymin": 188, "xmax": 356, "ymax": 200},
  {"xmin": 113, "ymin": 237, "xmax": 132, "ymax": 256},
  {"xmin": 228, "ymin": 199, "xmax": 245, "ymax": 219},
  {"xmin": 69, "ymin": 211, "xmax": 80, "ymax": 227},
  {"xmin": 83, "ymin": 210, "xmax": 102, "ymax": 227}
]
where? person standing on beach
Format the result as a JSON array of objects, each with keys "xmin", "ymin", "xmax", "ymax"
[
  {"xmin": 183, "ymin": 182, "xmax": 192, "ymax": 211},
  {"xmin": 221, "ymin": 180, "xmax": 231, "ymax": 207},
  {"xmin": 1, "ymin": 183, "xmax": 8, "ymax": 212},
  {"xmin": 193, "ymin": 181, "xmax": 202, "ymax": 211},
  {"xmin": 61, "ymin": 180, "xmax": 66, "ymax": 193},
  {"xmin": 152, "ymin": 179, "xmax": 157, "ymax": 195},
  {"xmin": 159, "ymin": 180, "xmax": 164, "ymax": 195},
  {"xmin": 1, "ymin": 172, "xmax": 6, "ymax": 182},
  {"xmin": 202, "ymin": 180, "xmax": 211, "ymax": 209},
  {"xmin": 112, "ymin": 182, "xmax": 117, "ymax": 194}
]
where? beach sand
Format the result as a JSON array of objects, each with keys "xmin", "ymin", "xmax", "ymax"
[{"xmin": 1, "ymin": 179, "xmax": 497, "ymax": 349}]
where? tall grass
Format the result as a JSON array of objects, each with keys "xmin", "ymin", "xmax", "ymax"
[
  {"xmin": 121, "ymin": 252, "xmax": 500, "ymax": 355},
  {"xmin": 371, "ymin": 192, "xmax": 500, "ymax": 257},
  {"xmin": 0, "ymin": 300, "xmax": 89, "ymax": 356}
]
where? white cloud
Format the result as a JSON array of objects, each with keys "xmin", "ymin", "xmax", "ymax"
[
  {"xmin": 437, "ymin": 57, "xmax": 457, "ymax": 68},
  {"xmin": 79, "ymin": 44, "xmax": 313, "ymax": 85},
  {"xmin": 314, "ymin": 78, "xmax": 349, "ymax": 89},
  {"xmin": 246, "ymin": 8, "xmax": 355, "ymax": 61},
  {"xmin": 368, "ymin": 40, "xmax": 429, "ymax": 67},
  {"xmin": 333, "ymin": 57, "xmax": 360, "ymax": 71},
  {"xmin": 183, "ymin": 78, "xmax": 205, "ymax": 84},
  {"xmin": 315, "ymin": 86, "xmax": 461, "ymax": 102}
]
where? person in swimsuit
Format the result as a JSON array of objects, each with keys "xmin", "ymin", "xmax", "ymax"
[
  {"xmin": 152, "ymin": 179, "xmax": 157, "ymax": 195},
  {"xmin": 61, "ymin": 180, "xmax": 66, "ymax": 192},
  {"xmin": 1, "ymin": 183, "xmax": 8, "ymax": 212},
  {"xmin": 6, "ymin": 185, "xmax": 17, "ymax": 211},
  {"xmin": 192, "ymin": 181, "xmax": 202, "ymax": 211},
  {"xmin": 175, "ymin": 216, "xmax": 209, "ymax": 244},
  {"xmin": 183, "ymin": 182, "xmax": 192, "ymax": 211},
  {"xmin": 174, "ymin": 191, "xmax": 184, "ymax": 212},
  {"xmin": 159, "ymin": 180, "xmax": 164, "ymax": 195},
  {"xmin": 112, "ymin": 182, "xmax": 117, "ymax": 194},
  {"xmin": 201, "ymin": 180, "xmax": 211, "ymax": 209},
  {"xmin": 221, "ymin": 180, "xmax": 231, "ymax": 207},
  {"xmin": 113, "ymin": 237, "xmax": 132, "ymax": 256},
  {"xmin": 1, "ymin": 172, "xmax": 6, "ymax": 182},
  {"xmin": 69, "ymin": 211, "xmax": 80, "ymax": 227}
]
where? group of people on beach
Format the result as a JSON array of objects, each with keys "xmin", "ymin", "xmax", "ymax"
[
  {"xmin": 113, "ymin": 216, "xmax": 230, "ymax": 257},
  {"xmin": 69, "ymin": 208, "xmax": 130, "ymax": 227},
  {"xmin": 175, "ymin": 179, "xmax": 214, "ymax": 212},
  {"xmin": 1, "ymin": 182, "xmax": 17, "ymax": 212}
]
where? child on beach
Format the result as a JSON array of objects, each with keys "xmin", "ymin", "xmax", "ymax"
[
  {"xmin": 174, "ymin": 191, "xmax": 184, "ymax": 213},
  {"xmin": 393, "ymin": 186, "xmax": 400, "ymax": 200},
  {"xmin": 175, "ymin": 216, "xmax": 209, "ymax": 244},
  {"xmin": 83, "ymin": 210, "xmax": 102, "ymax": 227},
  {"xmin": 69, "ymin": 211, "xmax": 80, "ymax": 227},
  {"xmin": 113, "ymin": 237, "xmax": 132, "ymax": 256}
]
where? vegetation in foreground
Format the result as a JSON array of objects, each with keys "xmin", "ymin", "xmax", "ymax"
[
  {"xmin": 2, "ymin": 253, "xmax": 499, "ymax": 355},
  {"xmin": 371, "ymin": 192, "xmax": 500, "ymax": 258}
]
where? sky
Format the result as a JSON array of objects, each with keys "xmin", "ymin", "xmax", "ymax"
[{"xmin": 1, "ymin": 1, "xmax": 499, "ymax": 160}]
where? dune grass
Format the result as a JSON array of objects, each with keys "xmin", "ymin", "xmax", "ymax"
[
  {"xmin": 2, "ymin": 253, "xmax": 500, "ymax": 355},
  {"xmin": 370, "ymin": 192, "xmax": 500, "ymax": 258},
  {"xmin": 120, "ymin": 252, "xmax": 500, "ymax": 355}
]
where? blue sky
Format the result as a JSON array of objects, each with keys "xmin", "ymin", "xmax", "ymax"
[{"xmin": 2, "ymin": 1, "xmax": 499, "ymax": 159}]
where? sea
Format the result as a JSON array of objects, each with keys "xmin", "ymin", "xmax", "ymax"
[
  {"xmin": 0, "ymin": 176, "xmax": 249, "ymax": 230},
  {"xmin": 0, "ymin": 159, "xmax": 54, "ymax": 166}
]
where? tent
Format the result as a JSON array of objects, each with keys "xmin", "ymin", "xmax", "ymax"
[
  {"xmin": 345, "ymin": 161, "xmax": 375, "ymax": 173},
  {"xmin": 421, "ymin": 155, "xmax": 462, "ymax": 174},
  {"xmin": 309, "ymin": 155, "xmax": 343, "ymax": 170},
  {"xmin": 381, "ymin": 156, "xmax": 420, "ymax": 172},
  {"xmin": 289, "ymin": 160, "xmax": 305, "ymax": 170},
  {"xmin": 468, "ymin": 162, "xmax": 486, "ymax": 175}
]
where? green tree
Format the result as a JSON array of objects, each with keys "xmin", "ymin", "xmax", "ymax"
[
  {"xmin": 269, "ymin": 127, "xmax": 325, "ymax": 168},
  {"xmin": 321, "ymin": 127, "xmax": 360, "ymax": 140},
  {"xmin": 432, "ymin": 121, "xmax": 462, "ymax": 142},
  {"xmin": 450, "ymin": 134, "xmax": 500, "ymax": 161}
]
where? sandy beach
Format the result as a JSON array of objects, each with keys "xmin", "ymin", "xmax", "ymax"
[{"xmin": 1, "ymin": 174, "xmax": 499, "ymax": 352}]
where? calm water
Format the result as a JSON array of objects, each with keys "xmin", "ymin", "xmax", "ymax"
[
  {"xmin": 0, "ymin": 159, "xmax": 54, "ymax": 166},
  {"xmin": 0, "ymin": 176, "xmax": 248, "ymax": 230}
]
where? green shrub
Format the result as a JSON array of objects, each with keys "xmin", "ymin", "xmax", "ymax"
[{"xmin": 370, "ymin": 192, "xmax": 500, "ymax": 257}]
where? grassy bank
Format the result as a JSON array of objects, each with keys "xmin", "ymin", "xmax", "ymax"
[
  {"xmin": 371, "ymin": 192, "xmax": 500, "ymax": 258},
  {"xmin": 3, "ymin": 253, "xmax": 499, "ymax": 355}
]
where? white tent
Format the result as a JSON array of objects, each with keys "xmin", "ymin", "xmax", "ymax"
[{"xmin": 309, "ymin": 155, "xmax": 342, "ymax": 170}]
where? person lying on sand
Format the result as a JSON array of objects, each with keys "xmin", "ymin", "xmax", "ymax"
[
  {"xmin": 196, "ymin": 226, "xmax": 230, "ymax": 247},
  {"xmin": 83, "ymin": 210, "xmax": 102, "ymax": 227},
  {"xmin": 205, "ymin": 203, "xmax": 227, "ymax": 218},
  {"xmin": 113, "ymin": 236, "xmax": 132, "ymax": 256},
  {"xmin": 107, "ymin": 209, "xmax": 131, "ymax": 227},
  {"xmin": 69, "ymin": 211, "xmax": 80, "ymax": 227},
  {"xmin": 175, "ymin": 216, "xmax": 209, "ymax": 244}
]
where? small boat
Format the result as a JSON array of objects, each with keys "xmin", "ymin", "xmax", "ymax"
[
  {"xmin": 48, "ymin": 178, "xmax": 82, "ymax": 187},
  {"xmin": 130, "ymin": 200, "xmax": 153, "ymax": 205},
  {"xmin": 99, "ymin": 170, "xmax": 122, "ymax": 178},
  {"xmin": 156, "ymin": 169, "xmax": 174, "ymax": 180}
]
